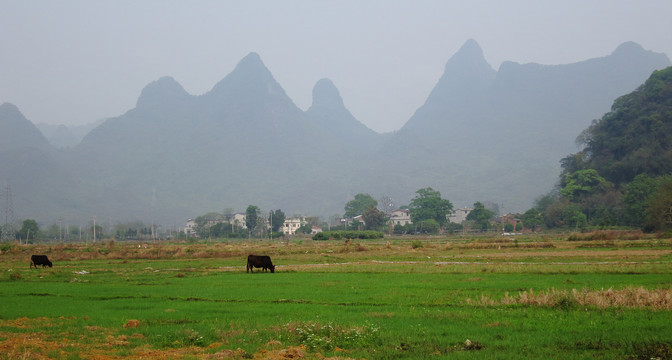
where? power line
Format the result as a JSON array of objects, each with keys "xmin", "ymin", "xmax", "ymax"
[{"xmin": 1, "ymin": 183, "xmax": 16, "ymax": 242}]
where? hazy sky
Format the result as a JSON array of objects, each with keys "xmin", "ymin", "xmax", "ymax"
[{"xmin": 1, "ymin": 1, "xmax": 671, "ymax": 133}]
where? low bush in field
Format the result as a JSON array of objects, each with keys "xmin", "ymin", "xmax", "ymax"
[
  {"xmin": 458, "ymin": 239, "xmax": 555, "ymax": 249},
  {"xmin": 568, "ymin": 230, "xmax": 645, "ymax": 241},
  {"xmin": 281, "ymin": 321, "xmax": 380, "ymax": 351},
  {"xmin": 629, "ymin": 341, "xmax": 672, "ymax": 360},
  {"xmin": 0, "ymin": 242, "xmax": 15, "ymax": 253},
  {"xmin": 312, "ymin": 230, "xmax": 384, "ymax": 240},
  {"xmin": 471, "ymin": 286, "xmax": 672, "ymax": 310}
]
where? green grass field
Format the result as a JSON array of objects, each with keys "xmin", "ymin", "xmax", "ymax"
[{"xmin": 1, "ymin": 235, "xmax": 671, "ymax": 359}]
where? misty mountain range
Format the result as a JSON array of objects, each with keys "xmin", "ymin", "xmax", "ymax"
[{"xmin": 1, "ymin": 40, "xmax": 669, "ymax": 226}]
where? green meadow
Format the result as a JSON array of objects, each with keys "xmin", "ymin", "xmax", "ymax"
[{"xmin": 1, "ymin": 235, "xmax": 671, "ymax": 359}]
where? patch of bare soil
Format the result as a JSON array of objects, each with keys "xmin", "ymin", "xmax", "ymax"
[{"xmin": 0, "ymin": 318, "xmax": 345, "ymax": 360}]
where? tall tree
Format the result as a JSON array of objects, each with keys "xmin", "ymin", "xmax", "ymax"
[
  {"xmin": 562, "ymin": 204, "xmax": 588, "ymax": 229},
  {"xmin": 560, "ymin": 169, "xmax": 609, "ymax": 201},
  {"xmin": 521, "ymin": 208, "xmax": 543, "ymax": 231},
  {"xmin": 344, "ymin": 193, "xmax": 377, "ymax": 218},
  {"xmin": 222, "ymin": 207, "xmax": 235, "ymax": 224},
  {"xmin": 18, "ymin": 219, "xmax": 39, "ymax": 240},
  {"xmin": 245, "ymin": 205, "xmax": 260, "ymax": 238},
  {"xmin": 646, "ymin": 176, "xmax": 672, "ymax": 231},
  {"xmin": 194, "ymin": 212, "xmax": 223, "ymax": 237},
  {"xmin": 269, "ymin": 209, "xmax": 285, "ymax": 233},
  {"xmin": 466, "ymin": 201, "xmax": 495, "ymax": 231},
  {"xmin": 623, "ymin": 174, "xmax": 658, "ymax": 227},
  {"xmin": 362, "ymin": 206, "xmax": 386, "ymax": 230},
  {"xmin": 408, "ymin": 187, "xmax": 453, "ymax": 227},
  {"xmin": 377, "ymin": 195, "xmax": 396, "ymax": 216}
]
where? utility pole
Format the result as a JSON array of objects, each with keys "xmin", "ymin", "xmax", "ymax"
[
  {"xmin": 93, "ymin": 216, "xmax": 97, "ymax": 243},
  {"xmin": 2, "ymin": 183, "xmax": 16, "ymax": 242}
]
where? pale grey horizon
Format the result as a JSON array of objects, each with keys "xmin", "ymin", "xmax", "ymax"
[{"xmin": 1, "ymin": 0, "xmax": 671, "ymax": 133}]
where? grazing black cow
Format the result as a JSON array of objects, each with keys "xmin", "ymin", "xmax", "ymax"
[
  {"xmin": 247, "ymin": 255, "xmax": 275, "ymax": 273},
  {"xmin": 30, "ymin": 255, "xmax": 52, "ymax": 268}
]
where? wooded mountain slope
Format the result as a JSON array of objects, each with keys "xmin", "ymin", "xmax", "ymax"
[{"xmin": 573, "ymin": 66, "xmax": 672, "ymax": 184}]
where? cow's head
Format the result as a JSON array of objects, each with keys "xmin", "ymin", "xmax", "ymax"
[{"xmin": 270, "ymin": 265, "xmax": 275, "ymax": 273}]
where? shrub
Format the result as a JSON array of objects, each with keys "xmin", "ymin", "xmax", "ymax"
[
  {"xmin": 312, "ymin": 232, "xmax": 330, "ymax": 240},
  {"xmin": 283, "ymin": 321, "xmax": 380, "ymax": 351},
  {"xmin": 568, "ymin": 230, "xmax": 645, "ymax": 241},
  {"xmin": 0, "ymin": 242, "xmax": 14, "ymax": 253},
  {"xmin": 629, "ymin": 341, "xmax": 672, "ymax": 360}
]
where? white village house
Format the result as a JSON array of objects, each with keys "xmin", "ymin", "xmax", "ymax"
[
  {"xmin": 183, "ymin": 219, "xmax": 197, "ymax": 236},
  {"xmin": 387, "ymin": 208, "xmax": 472, "ymax": 228},
  {"xmin": 448, "ymin": 207, "xmax": 473, "ymax": 224},
  {"xmin": 185, "ymin": 213, "xmax": 312, "ymax": 236},
  {"xmin": 231, "ymin": 213, "xmax": 247, "ymax": 230},
  {"xmin": 389, "ymin": 209, "xmax": 412, "ymax": 226},
  {"xmin": 182, "ymin": 212, "xmax": 247, "ymax": 236},
  {"xmin": 282, "ymin": 216, "xmax": 307, "ymax": 235}
]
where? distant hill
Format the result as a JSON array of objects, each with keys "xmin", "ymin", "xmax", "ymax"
[
  {"xmin": 0, "ymin": 103, "xmax": 75, "ymax": 223},
  {"xmin": 363, "ymin": 40, "xmax": 671, "ymax": 211},
  {"xmin": 0, "ymin": 42, "xmax": 669, "ymax": 226},
  {"xmin": 0, "ymin": 103, "xmax": 52, "ymax": 153},
  {"xmin": 68, "ymin": 53, "xmax": 359, "ymax": 222},
  {"xmin": 306, "ymin": 78, "xmax": 387, "ymax": 153},
  {"xmin": 36, "ymin": 119, "xmax": 104, "ymax": 148}
]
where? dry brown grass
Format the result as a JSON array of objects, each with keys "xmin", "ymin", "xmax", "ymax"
[
  {"xmin": 1, "ymin": 241, "xmax": 253, "ymax": 263},
  {"xmin": 0, "ymin": 322, "xmax": 324, "ymax": 360},
  {"xmin": 447, "ymin": 248, "xmax": 672, "ymax": 260},
  {"xmin": 2, "ymin": 235, "xmax": 671, "ymax": 270},
  {"xmin": 471, "ymin": 286, "xmax": 672, "ymax": 310},
  {"xmin": 454, "ymin": 240, "xmax": 555, "ymax": 250},
  {"xmin": 567, "ymin": 230, "xmax": 647, "ymax": 241}
]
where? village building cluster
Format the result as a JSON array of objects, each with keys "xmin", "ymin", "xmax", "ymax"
[
  {"xmin": 182, "ymin": 206, "xmax": 523, "ymax": 237},
  {"xmin": 183, "ymin": 214, "xmax": 322, "ymax": 237}
]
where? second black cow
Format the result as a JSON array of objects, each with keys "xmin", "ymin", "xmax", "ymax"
[
  {"xmin": 246, "ymin": 255, "xmax": 275, "ymax": 273},
  {"xmin": 30, "ymin": 255, "xmax": 53, "ymax": 268}
]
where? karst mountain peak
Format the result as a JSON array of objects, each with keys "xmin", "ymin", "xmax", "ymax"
[{"xmin": 1, "ymin": 41, "xmax": 669, "ymax": 224}]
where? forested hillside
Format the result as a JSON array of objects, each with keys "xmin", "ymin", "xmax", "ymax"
[
  {"xmin": 573, "ymin": 67, "xmax": 672, "ymax": 183},
  {"xmin": 531, "ymin": 67, "xmax": 672, "ymax": 231}
]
